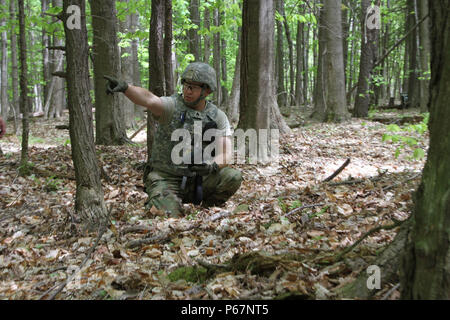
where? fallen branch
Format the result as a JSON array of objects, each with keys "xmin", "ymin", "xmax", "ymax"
[
  {"xmin": 130, "ymin": 123, "xmax": 147, "ymax": 140},
  {"xmin": 285, "ymin": 203, "xmax": 325, "ymax": 217},
  {"xmin": 323, "ymin": 158, "xmax": 351, "ymax": 182},
  {"xmin": 335, "ymin": 219, "xmax": 405, "ymax": 262},
  {"xmin": 40, "ymin": 225, "xmax": 107, "ymax": 300},
  {"xmin": 126, "ymin": 211, "xmax": 232, "ymax": 249}
]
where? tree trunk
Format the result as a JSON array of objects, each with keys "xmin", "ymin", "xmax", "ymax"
[
  {"xmin": 62, "ymin": 0, "xmax": 108, "ymax": 228},
  {"xmin": 400, "ymin": 0, "xmax": 450, "ymax": 299},
  {"xmin": 324, "ymin": 0, "xmax": 349, "ymax": 122},
  {"xmin": 213, "ymin": 7, "xmax": 222, "ymax": 107},
  {"xmin": 48, "ymin": 0, "xmax": 65, "ymax": 119},
  {"xmin": 0, "ymin": 0, "xmax": 8, "ymax": 122},
  {"xmin": 354, "ymin": 0, "xmax": 378, "ymax": 118},
  {"xmin": 275, "ymin": 0, "xmax": 286, "ymax": 109},
  {"xmin": 294, "ymin": 20, "xmax": 304, "ymax": 107},
  {"xmin": 281, "ymin": 2, "xmax": 295, "ymax": 108},
  {"xmin": 147, "ymin": 0, "xmax": 165, "ymax": 161},
  {"xmin": 188, "ymin": 0, "xmax": 200, "ymax": 62},
  {"xmin": 203, "ymin": 1, "xmax": 211, "ymax": 63},
  {"xmin": 407, "ymin": 0, "xmax": 420, "ymax": 108},
  {"xmin": 130, "ymin": 9, "xmax": 144, "ymax": 120},
  {"xmin": 238, "ymin": 0, "xmax": 291, "ymax": 136},
  {"xmin": 41, "ymin": 0, "xmax": 51, "ymax": 108},
  {"xmin": 417, "ymin": 0, "xmax": 431, "ymax": 112},
  {"xmin": 10, "ymin": 0, "xmax": 20, "ymax": 134},
  {"xmin": 18, "ymin": 0, "xmax": 29, "ymax": 171},
  {"xmin": 311, "ymin": 1, "xmax": 327, "ymax": 121},
  {"xmin": 227, "ymin": 29, "xmax": 241, "ymax": 125},
  {"xmin": 119, "ymin": 0, "xmax": 137, "ymax": 129},
  {"xmin": 90, "ymin": 0, "xmax": 128, "ymax": 145},
  {"xmin": 164, "ymin": 0, "xmax": 174, "ymax": 95}
]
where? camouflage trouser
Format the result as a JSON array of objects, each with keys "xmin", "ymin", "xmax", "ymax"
[{"xmin": 144, "ymin": 167, "xmax": 242, "ymax": 217}]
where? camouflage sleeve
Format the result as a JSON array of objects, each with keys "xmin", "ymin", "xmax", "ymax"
[
  {"xmin": 156, "ymin": 96, "xmax": 176, "ymax": 124},
  {"xmin": 215, "ymin": 109, "xmax": 232, "ymax": 137}
]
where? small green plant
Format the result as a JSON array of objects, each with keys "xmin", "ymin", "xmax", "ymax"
[
  {"xmin": 288, "ymin": 200, "xmax": 302, "ymax": 210},
  {"xmin": 45, "ymin": 176, "xmax": 61, "ymax": 192},
  {"xmin": 382, "ymin": 113, "xmax": 429, "ymax": 160},
  {"xmin": 278, "ymin": 197, "xmax": 287, "ymax": 213}
]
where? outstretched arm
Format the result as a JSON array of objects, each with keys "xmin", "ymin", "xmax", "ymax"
[
  {"xmin": 103, "ymin": 75, "xmax": 165, "ymax": 117},
  {"xmin": 123, "ymin": 85, "xmax": 164, "ymax": 117}
]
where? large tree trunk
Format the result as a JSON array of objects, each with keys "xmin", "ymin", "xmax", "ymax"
[
  {"xmin": 238, "ymin": 0, "xmax": 291, "ymax": 136},
  {"xmin": 62, "ymin": 0, "xmax": 108, "ymax": 228},
  {"xmin": 400, "ymin": 0, "xmax": 450, "ymax": 299},
  {"xmin": 323, "ymin": 0, "xmax": 349, "ymax": 122},
  {"xmin": 353, "ymin": 0, "xmax": 378, "ymax": 118},
  {"xmin": 90, "ymin": 0, "xmax": 128, "ymax": 145}
]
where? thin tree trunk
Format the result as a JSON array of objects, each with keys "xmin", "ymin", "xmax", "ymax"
[
  {"xmin": 147, "ymin": 0, "xmax": 165, "ymax": 160},
  {"xmin": 203, "ymin": 1, "xmax": 211, "ymax": 63},
  {"xmin": 213, "ymin": 7, "xmax": 221, "ymax": 107},
  {"xmin": 417, "ymin": 0, "xmax": 431, "ymax": 112},
  {"xmin": 10, "ymin": 0, "xmax": 20, "ymax": 134},
  {"xmin": 228, "ymin": 28, "xmax": 241, "ymax": 124},
  {"xmin": 164, "ymin": 0, "xmax": 174, "ymax": 95},
  {"xmin": 41, "ymin": 0, "xmax": 51, "ymax": 108},
  {"xmin": 18, "ymin": 0, "xmax": 30, "ymax": 172},
  {"xmin": 0, "ymin": 0, "xmax": 8, "ymax": 122},
  {"xmin": 188, "ymin": 0, "xmax": 200, "ymax": 61},
  {"xmin": 62, "ymin": 0, "xmax": 108, "ymax": 227},
  {"xmin": 295, "ymin": 20, "xmax": 304, "ymax": 106},
  {"xmin": 282, "ymin": 3, "xmax": 295, "ymax": 107},
  {"xmin": 275, "ymin": 0, "xmax": 286, "ymax": 109}
]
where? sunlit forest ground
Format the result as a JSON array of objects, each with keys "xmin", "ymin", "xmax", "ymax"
[{"xmin": 0, "ymin": 107, "xmax": 428, "ymax": 299}]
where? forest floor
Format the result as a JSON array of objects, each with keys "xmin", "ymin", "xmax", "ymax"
[{"xmin": 0, "ymin": 107, "xmax": 428, "ymax": 300}]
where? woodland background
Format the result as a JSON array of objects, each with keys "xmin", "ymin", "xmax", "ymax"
[{"xmin": 0, "ymin": 0, "xmax": 448, "ymax": 300}]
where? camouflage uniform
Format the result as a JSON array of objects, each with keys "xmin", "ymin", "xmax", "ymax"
[{"xmin": 144, "ymin": 63, "xmax": 242, "ymax": 217}]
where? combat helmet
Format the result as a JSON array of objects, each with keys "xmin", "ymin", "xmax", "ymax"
[{"xmin": 181, "ymin": 62, "xmax": 217, "ymax": 92}]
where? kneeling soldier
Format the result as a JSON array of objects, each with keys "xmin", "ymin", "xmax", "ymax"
[{"xmin": 104, "ymin": 62, "xmax": 242, "ymax": 217}]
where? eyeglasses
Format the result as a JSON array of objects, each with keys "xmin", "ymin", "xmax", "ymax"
[{"xmin": 183, "ymin": 82, "xmax": 203, "ymax": 92}]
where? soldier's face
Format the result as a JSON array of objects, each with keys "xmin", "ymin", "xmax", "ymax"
[{"xmin": 183, "ymin": 81, "xmax": 211, "ymax": 105}]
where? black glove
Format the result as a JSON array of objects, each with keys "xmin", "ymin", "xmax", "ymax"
[
  {"xmin": 104, "ymin": 75, "xmax": 128, "ymax": 95},
  {"xmin": 189, "ymin": 162, "xmax": 219, "ymax": 176}
]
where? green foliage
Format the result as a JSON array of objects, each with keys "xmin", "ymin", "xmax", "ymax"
[{"xmin": 382, "ymin": 113, "xmax": 429, "ymax": 160}]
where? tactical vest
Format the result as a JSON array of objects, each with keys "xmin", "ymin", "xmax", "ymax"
[{"xmin": 150, "ymin": 94, "xmax": 218, "ymax": 176}]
